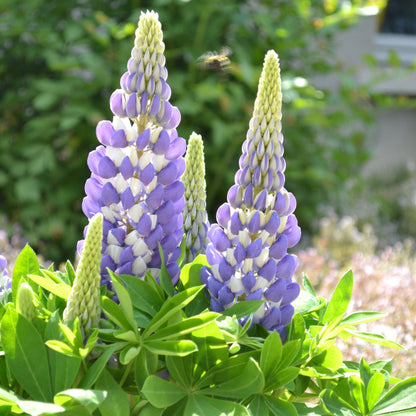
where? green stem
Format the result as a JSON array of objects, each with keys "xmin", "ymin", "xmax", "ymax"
[{"xmin": 119, "ymin": 358, "xmax": 135, "ymax": 388}]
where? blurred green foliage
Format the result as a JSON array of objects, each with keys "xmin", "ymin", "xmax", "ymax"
[{"xmin": 0, "ymin": 0, "xmax": 383, "ymax": 263}]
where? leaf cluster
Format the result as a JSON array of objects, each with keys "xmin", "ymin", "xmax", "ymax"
[{"xmin": 0, "ymin": 246, "xmax": 415, "ymax": 415}]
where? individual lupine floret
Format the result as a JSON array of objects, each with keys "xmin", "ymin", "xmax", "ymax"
[
  {"xmin": 0, "ymin": 255, "xmax": 11, "ymax": 302},
  {"xmin": 201, "ymin": 50, "xmax": 301, "ymax": 341},
  {"xmin": 182, "ymin": 132, "xmax": 209, "ymax": 263},
  {"xmin": 81, "ymin": 11, "xmax": 186, "ymax": 289},
  {"xmin": 16, "ymin": 283, "xmax": 37, "ymax": 322},
  {"xmin": 64, "ymin": 213, "xmax": 103, "ymax": 337}
]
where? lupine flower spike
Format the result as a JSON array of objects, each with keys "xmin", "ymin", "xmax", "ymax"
[
  {"xmin": 81, "ymin": 11, "xmax": 186, "ymax": 289},
  {"xmin": 64, "ymin": 213, "xmax": 103, "ymax": 337},
  {"xmin": 182, "ymin": 132, "xmax": 209, "ymax": 263},
  {"xmin": 201, "ymin": 50, "xmax": 301, "ymax": 341},
  {"xmin": 0, "ymin": 255, "xmax": 11, "ymax": 302}
]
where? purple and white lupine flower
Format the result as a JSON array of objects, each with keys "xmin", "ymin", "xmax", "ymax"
[
  {"xmin": 0, "ymin": 255, "xmax": 11, "ymax": 301},
  {"xmin": 201, "ymin": 50, "xmax": 301, "ymax": 341},
  {"xmin": 182, "ymin": 132, "xmax": 209, "ymax": 263},
  {"xmin": 80, "ymin": 11, "xmax": 186, "ymax": 289}
]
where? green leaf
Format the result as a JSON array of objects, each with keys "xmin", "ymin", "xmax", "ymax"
[
  {"xmin": 221, "ymin": 300, "xmax": 263, "ymax": 319},
  {"xmin": 293, "ymin": 402, "xmax": 327, "ymax": 416},
  {"xmin": 322, "ymin": 270, "xmax": 353, "ymax": 324},
  {"xmin": 260, "ymin": 330, "xmax": 282, "ymax": 380},
  {"xmin": 119, "ymin": 274, "xmax": 164, "ymax": 317},
  {"xmin": 0, "ymin": 386, "xmax": 20, "ymax": 406},
  {"xmin": 15, "ymin": 400, "xmax": 66, "ymax": 415},
  {"xmin": 145, "ymin": 340, "xmax": 198, "ymax": 356},
  {"xmin": 143, "ymin": 286, "xmax": 204, "ymax": 337},
  {"xmin": 78, "ymin": 344, "xmax": 121, "ymax": 389},
  {"xmin": 180, "ymin": 255, "xmax": 210, "ymax": 289},
  {"xmin": 101, "ymin": 296, "xmax": 137, "ymax": 331},
  {"xmin": 12, "ymin": 245, "xmax": 40, "ymax": 303},
  {"xmin": 192, "ymin": 321, "xmax": 228, "ymax": 374},
  {"xmin": 278, "ymin": 340, "xmax": 301, "ymax": 370},
  {"xmin": 343, "ymin": 329, "xmax": 404, "ymax": 349},
  {"xmin": 45, "ymin": 312, "xmax": 81, "ymax": 394},
  {"xmin": 196, "ymin": 352, "xmax": 257, "ymax": 389},
  {"xmin": 166, "ymin": 355, "xmax": 194, "ymax": 389},
  {"xmin": 27, "ymin": 274, "xmax": 72, "ymax": 300},
  {"xmin": 265, "ymin": 396, "xmax": 298, "ymax": 416},
  {"xmin": 372, "ymin": 376, "xmax": 416, "ymax": 414},
  {"xmin": 349, "ymin": 374, "xmax": 367, "ymax": 415},
  {"xmin": 201, "ymin": 357, "xmax": 264, "ymax": 399},
  {"xmin": 135, "ymin": 349, "xmax": 159, "ymax": 390},
  {"xmin": 320, "ymin": 389, "xmax": 361, "ymax": 416},
  {"xmin": 341, "ymin": 311, "xmax": 386, "ymax": 325},
  {"xmin": 366, "ymin": 371, "xmax": 385, "ymax": 411},
  {"xmin": 95, "ymin": 369, "xmax": 130, "ymax": 416},
  {"xmin": 293, "ymin": 289, "xmax": 322, "ymax": 315},
  {"xmin": 109, "ymin": 272, "xmax": 137, "ymax": 331},
  {"xmin": 247, "ymin": 395, "xmax": 269, "ymax": 415},
  {"xmin": 54, "ymin": 389, "xmax": 107, "ymax": 412},
  {"xmin": 142, "ymin": 376, "xmax": 187, "ymax": 408},
  {"xmin": 184, "ymin": 395, "xmax": 250, "ymax": 416},
  {"xmin": 267, "ymin": 367, "xmax": 300, "ymax": 391},
  {"xmin": 147, "ymin": 312, "xmax": 218, "ymax": 341},
  {"xmin": 302, "ymin": 275, "xmax": 316, "ymax": 296},
  {"xmin": 1, "ymin": 309, "xmax": 53, "ymax": 402},
  {"xmin": 311, "ymin": 344, "xmax": 343, "ymax": 371}
]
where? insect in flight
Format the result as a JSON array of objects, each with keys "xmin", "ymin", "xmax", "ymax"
[{"xmin": 197, "ymin": 46, "xmax": 232, "ymax": 73}]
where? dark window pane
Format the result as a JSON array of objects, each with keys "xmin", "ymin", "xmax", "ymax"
[{"xmin": 380, "ymin": 0, "xmax": 416, "ymax": 34}]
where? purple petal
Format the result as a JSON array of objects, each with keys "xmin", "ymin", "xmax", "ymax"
[
  {"xmin": 146, "ymin": 184, "xmax": 164, "ymax": 210},
  {"xmin": 156, "ymin": 200, "xmax": 175, "ymax": 225},
  {"xmin": 206, "ymin": 244, "xmax": 222, "ymax": 266},
  {"xmin": 119, "ymin": 262, "xmax": 133, "ymax": 275},
  {"xmin": 248, "ymin": 212, "xmax": 261, "ymax": 234},
  {"xmin": 211, "ymin": 226, "xmax": 231, "ymax": 252},
  {"xmin": 264, "ymin": 212, "xmax": 280, "ymax": 235},
  {"xmin": 158, "ymin": 100, "xmax": 172, "ymax": 125},
  {"xmin": 253, "ymin": 189, "xmax": 267, "ymax": 210},
  {"xmin": 140, "ymin": 92, "xmax": 148, "ymax": 114},
  {"xmin": 144, "ymin": 225, "xmax": 163, "ymax": 250},
  {"xmin": 101, "ymin": 182, "xmax": 119, "ymax": 206},
  {"xmin": 110, "ymin": 91, "xmax": 126, "ymax": 116},
  {"xmin": 121, "ymin": 188, "xmax": 135, "ymax": 209},
  {"xmin": 137, "ymin": 129, "xmax": 150, "ymax": 150},
  {"xmin": 242, "ymin": 271, "xmax": 255, "ymax": 291},
  {"xmin": 246, "ymin": 288, "xmax": 263, "ymax": 301},
  {"xmin": 148, "ymin": 94, "xmax": 160, "ymax": 118},
  {"xmin": 280, "ymin": 304, "xmax": 294, "ymax": 326},
  {"xmin": 218, "ymin": 258, "xmax": 234, "ymax": 282},
  {"xmin": 85, "ymin": 177, "xmax": 102, "ymax": 201},
  {"xmin": 111, "ymin": 129, "xmax": 127, "ymax": 148},
  {"xmin": 269, "ymin": 234, "xmax": 288, "ymax": 260},
  {"xmin": 126, "ymin": 93, "xmax": 138, "ymax": 117},
  {"xmin": 207, "ymin": 276, "xmax": 223, "ymax": 298},
  {"xmin": 96, "ymin": 120, "xmax": 114, "ymax": 146},
  {"xmin": 140, "ymin": 163, "xmax": 155, "ymax": 185},
  {"xmin": 164, "ymin": 181, "xmax": 184, "ymax": 202},
  {"xmin": 87, "ymin": 147, "xmax": 105, "ymax": 175},
  {"xmin": 258, "ymin": 258, "xmax": 277, "ymax": 281},
  {"xmin": 216, "ymin": 203, "xmax": 230, "ymax": 228},
  {"xmin": 98, "ymin": 156, "xmax": 118, "ymax": 179},
  {"xmin": 82, "ymin": 197, "xmax": 100, "ymax": 218},
  {"xmin": 211, "ymin": 297, "xmax": 224, "ymax": 312},
  {"xmin": 264, "ymin": 278, "xmax": 286, "ymax": 302},
  {"xmin": 165, "ymin": 106, "xmax": 181, "ymax": 129},
  {"xmin": 200, "ymin": 266, "xmax": 211, "ymax": 285},
  {"xmin": 158, "ymin": 162, "xmax": 177, "ymax": 186},
  {"xmin": 166, "ymin": 262, "xmax": 180, "ymax": 286},
  {"xmin": 261, "ymin": 307, "xmax": 281, "ymax": 331},
  {"xmin": 108, "ymin": 228, "xmax": 125, "ymax": 245},
  {"xmin": 165, "ymin": 136, "xmax": 186, "ymax": 160},
  {"xmin": 161, "ymin": 234, "xmax": 178, "ymax": 253},
  {"xmin": 234, "ymin": 242, "xmax": 246, "ymax": 263},
  {"xmin": 218, "ymin": 286, "xmax": 234, "ymax": 306},
  {"xmin": 120, "ymin": 157, "xmax": 134, "ymax": 180},
  {"xmin": 227, "ymin": 184, "xmax": 241, "ymax": 207},
  {"xmin": 136, "ymin": 213, "xmax": 152, "ymax": 236},
  {"xmin": 162, "ymin": 214, "xmax": 179, "ymax": 234},
  {"xmin": 153, "ymin": 130, "xmax": 170, "ymax": 154},
  {"xmin": 281, "ymin": 282, "xmax": 300, "ymax": 305},
  {"xmin": 120, "ymin": 245, "xmax": 134, "ymax": 264},
  {"xmin": 246, "ymin": 238, "xmax": 263, "ymax": 258},
  {"xmin": 275, "ymin": 254, "xmax": 298, "ymax": 280},
  {"xmin": 230, "ymin": 211, "xmax": 243, "ymax": 235},
  {"xmin": 243, "ymin": 183, "xmax": 253, "ymax": 206}
]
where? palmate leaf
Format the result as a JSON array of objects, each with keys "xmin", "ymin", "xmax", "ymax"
[
  {"xmin": 320, "ymin": 389, "xmax": 361, "ymax": 416},
  {"xmin": 142, "ymin": 376, "xmax": 187, "ymax": 408},
  {"xmin": 1, "ymin": 309, "xmax": 53, "ymax": 402},
  {"xmin": 184, "ymin": 395, "xmax": 250, "ymax": 416}
]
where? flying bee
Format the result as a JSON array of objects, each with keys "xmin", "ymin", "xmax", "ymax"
[{"xmin": 198, "ymin": 46, "xmax": 232, "ymax": 73}]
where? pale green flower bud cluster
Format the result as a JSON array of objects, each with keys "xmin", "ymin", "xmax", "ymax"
[
  {"xmin": 182, "ymin": 132, "xmax": 209, "ymax": 263},
  {"xmin": 64, "ymin": 213, "xmax": 103, "ymax": 337},
  {"xmin": 16, "ymin": 283, "xmax": 37, "ymax": 322}
]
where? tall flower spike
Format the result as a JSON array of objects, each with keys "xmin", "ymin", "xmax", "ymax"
[
  {"xmin": 201, "ymin": 50, "xmax": 301, "ymax": 342},
  {"xmin": 182, "ymin": 132, "xmax": 209, "ymax": 263},
  {"xmin": 80, "ymin": 11, "xmax": 186, "ymax": 289},
  {"xmin": 0, "ymin": 255, "xmax": 11, "ymax": 302},
  {"xmin": 64, "ymin": 213, "xmax": 103, "ymax": 337}
]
